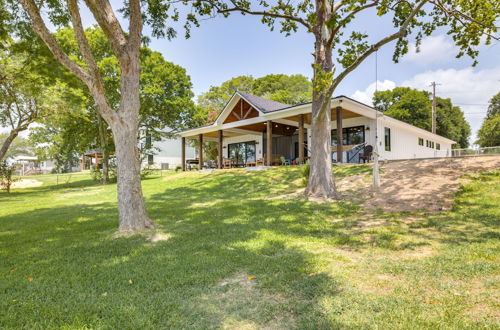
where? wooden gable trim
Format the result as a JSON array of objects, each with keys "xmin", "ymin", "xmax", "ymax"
[{"xmin": 223, "ymin": 99, "xmax": 259, "ymax": 124}]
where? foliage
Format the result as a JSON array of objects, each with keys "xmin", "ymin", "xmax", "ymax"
[
  {"xmin": 197, "ymin": 74, "xmax": 312, "ymax": 122},
  {"xmin": 0, "ymin": 134, "xmax": 33, "ymax": 159},
  {"xmin": 373, "ymin": 87, "xmax": 471, "ymax": 148},
  {"xmin": 477, "ymin": 93, "xmax": 500, "ymax": 147},
  {"xmin": 300, "ymin": 163, "xmax": 310, "ymax": 186},
  {"xmin": 476, "ymin": 115, "xmax": 500, "ymax": 147},
  {"xmin": 0, "ymin": 160, "xmax": 18, "ymax": 193},
  {"xmin": 486, "ymin": 92, "xmax": 500, "ymax": 119},
  {"xmin": 0, "ymin": 167, "xmax": 499, "ymax": 327}
]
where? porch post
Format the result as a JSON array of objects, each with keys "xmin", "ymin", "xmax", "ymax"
[
  {"xmin": 81, "ymin": 154, "xmax": 85, "ymax": 170},
  {"xmin": 298, "ymin": 114, "xmax": 305, "ymax": 164},
  {"xmin": 198, "ymin": 134, "xmax": 204, "ymax": 170},
  {"xmin": 218, "ymin": 130, "xmax": 223, "ymax": 169},
  {"xmin": 181, "ymin": 137, "xmax": 186, "ymax": 171},
  {"xmin": 95, "ymin": 153, "xmax": 99, "ymax": 168},
  {"xmin": 336, "ymin": 107, "xmax": 343, "ymax": 163},
  {"xmin": 266, "ymin": 120, "xmax": 272, "ymax": 166}
]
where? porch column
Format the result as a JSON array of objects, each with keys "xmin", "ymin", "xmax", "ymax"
[
  {"xmin": 266, "ymin": 120, "xmax": 272, "ymax": 166},
  {"xmin": 336, "ymin": 106, "xmax": 343, "ymax": 163},
  {"xmin": 218, "ymin": 130, "xmax": 223, "ymax": 169},
  {"xmin": 198, "ymin": 134, "xmax": 204, "ymax": 170},
  {"xmin": 181, "ymin": 137, "xmax": 186, "ymax": 171},
  {"xmin": 81, "ymin": 154, "xmax": 85, "ymax": 170},
  {"xmin": 95, "ymin": 153, "xmax": 99, "ymax": 168},
  {"xmin": 298, "ymin": 114, "xmax": 305, "ymax": 164}
]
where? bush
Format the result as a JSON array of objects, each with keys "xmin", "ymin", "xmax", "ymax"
[
  {"xmin": 0, "ymin": 162, "xmax": 20, "ymax": 193},
  {"xmin": 300, "ymin": 163, "xmax": 310, "ymax": 187},
  {"xmin": 90, "ymin": 167, "xmax": 103, "ymax": 182},
  {"xmin": 175, "ymin": 165, "xmax": 182, "ymax": 172}
]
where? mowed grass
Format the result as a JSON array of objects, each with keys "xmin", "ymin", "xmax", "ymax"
[{"xmin": 0, "ymin": 166, "xmax": 499, "ymax": 329}]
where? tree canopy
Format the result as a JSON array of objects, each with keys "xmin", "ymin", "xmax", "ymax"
[
  {"xmin": 373, "ymin": 87, "xmax": 471, "ymax": 148},
  {"xmin": 476, "ymin": 92, "xmax": 500, "ymax": 148},
  {"xmin": 197, "ymin": 73, "xmax": 312, "ymax": 122}
]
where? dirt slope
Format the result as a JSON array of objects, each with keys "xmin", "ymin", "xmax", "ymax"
[{"xmin": 338, "ymin": 155, "xmax": 500, "ymax": 212}]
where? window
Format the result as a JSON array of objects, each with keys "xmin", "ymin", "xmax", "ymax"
[
  {"xmin": 431, "ymin": 142, "xmax": 435, "ymax": 149},
  {"xmin": 436, "ymin": 143, "xmax": 440, "ymax": 150},
  {"xmin": 147, "ymin": 154, "xmax": 154, "ymax": 165},
  {"xmin": 426, "ymin": 140, "xmax": 430, "ymax": 148},
  {"xmin": 384, "ymin": 127, "xmax": 391, "ymax": 151},
  {"xmin": 331, "ymin": 126, "xmax": 365, "ymax": 146},
  {"xmin": 418, "ymin": 138, "xmax": 424, "ymax": 146},
  {"xmin": 228, "ymin": 141, "xmax": 256, "ymax": 165},
  {"xmin": 145, "ymin": 135, "xmax": 152, "ymax": 149}
]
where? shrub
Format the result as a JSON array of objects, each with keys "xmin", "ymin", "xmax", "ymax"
[
  {"xmin": 300, "ymin": 163, "xmax": 310, "ymax": 187},
  {"xmin": 0, "ymin": 162, "xmax": 20, "ymax": 193}
]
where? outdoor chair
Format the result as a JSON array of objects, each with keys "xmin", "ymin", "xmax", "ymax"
[
  {"xmin": 359, "ymin": 145, "xmax": 373, "ymax": 163},
  {"xmin": 256, "ymin": 158, "xmax": 265, "ymax": 166},
  {"xmin": 280, "ymin": 156, "xmax": 291, "ymax": 166},
  {"xmin": 223, "ymin": 158, "xmax": 233, "ymax": 169}
]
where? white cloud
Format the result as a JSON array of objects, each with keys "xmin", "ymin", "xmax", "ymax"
[
  {"xmin": 403, "ymin": 35, "xmax": 457, "ymax": 65},
  {"xmin": 351, "ymin": 80, "xmax": 397, "ymax": 105},
  {"xmin": 351, "ymin": 67, "xmax": 500, "ymax": 144},
  {"xmin": 402, "ymin": 67, "xmax": 500, "ymax": 143}
]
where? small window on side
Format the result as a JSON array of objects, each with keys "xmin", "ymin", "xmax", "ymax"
[
  {"xmin": 436, "ymin": 143, "xmax": 440, "ymax": 150},
  {"xmin": 148, "ymin": 154, "xmax": 154, "ymax": 165},
  {"xmin": 384, "ymin": 127, "xmax": 391, "ymax": 151},
  {"xmin": 418, "ymin": 138, "xmax": 424, "ymax": 146}
]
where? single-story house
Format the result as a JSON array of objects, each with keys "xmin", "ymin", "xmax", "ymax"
[{"xmin": 178, "ymin": 91, "xmax": 456, "ymax": 170}]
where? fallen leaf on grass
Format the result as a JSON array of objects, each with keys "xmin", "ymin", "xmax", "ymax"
[
  {"xmin": 247, "ymin": 276, "xmax": 256, "ymax": 280},
  {"xmin": 128, "ymin": 280, "xmax": 133, "ymax": 284},
  {"xmin": 28, "ymin": 277, "xmax": 33, "ymax": 282}
]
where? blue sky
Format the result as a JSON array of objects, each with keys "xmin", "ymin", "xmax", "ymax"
[
  {"xmin": 41, "ymin": 3, "xmax": 500, "ymax": 143},
  {"xmin": 136, "ymin": 6, "xmax": 499, "ymax": 143}
]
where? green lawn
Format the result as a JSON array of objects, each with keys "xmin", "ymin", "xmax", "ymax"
[{"xmin": 1, "ymin": 166, "xmax": 499, "ymax": 329}]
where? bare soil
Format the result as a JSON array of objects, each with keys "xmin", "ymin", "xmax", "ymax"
[
  {"xmin": 11, "ymin": 179, "xmax": 43, "ymax": 189},
  {"xmin": 338, "ymin": 155, "xmax": 500, "ymax": 212}
]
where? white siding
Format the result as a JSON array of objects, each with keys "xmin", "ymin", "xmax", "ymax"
[{"xmin": 147, "ymin": 136, "xmax": 196, "ymax": 169}]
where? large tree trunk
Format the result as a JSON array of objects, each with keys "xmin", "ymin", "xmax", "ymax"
[
  {"xmin": 112, "ymin": 125, "xmax": 154, "ymax": 231},
  {"xmin": 0, "ymin": 129, "xmax": 19, "ymax": 162},
  {"xmin": 109, "ymin": 54, "xmax": 155, "ymax": 232},
  {"xmin": 305, "ymin": 0, "xmax": 338, "ymax": 199},
  {"xmin": 96, "ymin": 113, "xmax": 110, "ymax": 184}
]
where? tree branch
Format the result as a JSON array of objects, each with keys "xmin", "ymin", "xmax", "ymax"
[
  {"xmin": 19, "ymin": 0, "xmax": 91, "ymax": 83},
  {"xmin": 67, "ymin": 0, "xmax": 117, "ymax": 123},
  {"xmin": 128, "ymin": 0, "xmax": 143, "ymax": 50},
  {"xmin": 217, "ymin": 1, "xmax": 312, "ymax": 30},
  {"xmin": 84, "ymin": 0, "xmax": 129, "ymax": 63},
  {"xmin": 331, "ymin": 0, "xmax": 429, "ymax": 91}
]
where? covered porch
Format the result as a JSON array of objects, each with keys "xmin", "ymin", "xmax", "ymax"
[{"xmin": 179, "ymin": 92, "xmax": 377, "ymax": 171}]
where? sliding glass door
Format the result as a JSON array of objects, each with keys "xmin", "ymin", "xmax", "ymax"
[{"xmin": 228, "ymin": 141, "xmax": 256, "ymax": 165}]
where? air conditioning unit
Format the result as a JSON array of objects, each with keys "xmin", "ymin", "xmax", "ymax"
[{"xmin": 161, "ymin": 163, "xmax": 169, "ymax": 170}]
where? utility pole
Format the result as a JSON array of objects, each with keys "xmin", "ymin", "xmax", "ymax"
[{"xmin": 430, "ymin": 81, "xmax": 440, "ymax": 134}]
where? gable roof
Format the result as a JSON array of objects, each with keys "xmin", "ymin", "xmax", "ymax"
[{"xmin": 237, "ymin": 91, "xmax": 290, "ymax": 113}]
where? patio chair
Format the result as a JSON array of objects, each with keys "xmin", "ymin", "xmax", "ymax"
[
  {"xmin": 280, "ymin": 156, "xmax": 291, "ymax": 166},
  {"xmin": 256, "ymin": 158, "xmax": 265, "ymax": 166},
  {"xmin": 359, "ymin": 145, "xmax": 373, "ymax": 163}
]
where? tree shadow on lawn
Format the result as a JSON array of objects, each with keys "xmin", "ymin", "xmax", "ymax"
[
  {"xmin": 1, "ymin": 197, "xmax": 351, "ymax": 328},
  {"xmin": 2, "ymin": 168, "xmax": 498, "ymax": 328}
]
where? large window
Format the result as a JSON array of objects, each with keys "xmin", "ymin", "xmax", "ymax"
[
  {"xmin": 228, "ymin": 141, "xmax": 256, "ymax": 165},
  {"xmin": 384, "ymin": 127, "xmax": 391, "ymax": 151},
  {"xmin": 331, "ymin": 126, "xmax": 365, "ymax": 146}
]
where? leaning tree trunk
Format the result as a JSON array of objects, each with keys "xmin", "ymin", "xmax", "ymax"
[
  {"xmin": 0, "ymin": 129, "xmax": 19, "ymax": 162},
  {"xmin": 305, "ymin": 2, "xmax": 338, "ymax": 199}
]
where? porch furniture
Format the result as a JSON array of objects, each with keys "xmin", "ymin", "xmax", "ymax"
[
  {"xmin": 264, "ymin": 154, "xmax": 282, "ymax": 166},
  {"xmin": 256, "ymin": 158, "xmax": 265, "ymax": 166},
  {"xmin": 223, "ymin": 158, "xmax": 233, "ymax": 169},
  {"xmin": 359, "ymin": 145, "xmax": 373, "ymax": 163},
  {"xmin": 186, "ymin": 158, "xmax": 199, "ymax": 170},
  {"xmin": 280, "ymin": 156, "xmax": 291, "ymax": 166},
  {"xmin": 245, "ymin": 161, "xmax": 257, "ymax": 167}
]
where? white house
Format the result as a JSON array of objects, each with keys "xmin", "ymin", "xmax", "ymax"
[
  {"xmin": 177, "ymin": 91, "xmax": 455, "ymax": 169},
  {"xmin": 144, "ymin": 135, "xmax": 196, "ymax": 170}
]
